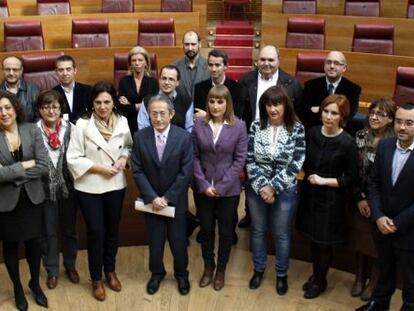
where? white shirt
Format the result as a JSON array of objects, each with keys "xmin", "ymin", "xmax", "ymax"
[
  {"xmin": 61, "ymin": 82, "xmax": 75, "ymax": 118},
  {"xmin": 255, "ymin": 70, "xmax": 279, "ymax": 120}
]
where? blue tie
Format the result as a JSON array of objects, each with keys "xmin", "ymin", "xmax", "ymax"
[{"xmin": 328, "ymin": 83, "xmax": 334, "ymax": 95}]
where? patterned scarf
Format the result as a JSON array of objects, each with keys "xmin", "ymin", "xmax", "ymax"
[
  {"xmin": 41, "ymin": 118, "xmax": 62, "ymax": 149},
  {"xmin": 93, "ymin": 112, "xmax": 118, "ymax": 141}
]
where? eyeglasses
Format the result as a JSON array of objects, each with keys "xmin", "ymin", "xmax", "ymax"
[
  {"xmin": 150, "ymin": 111, "xmax": 169, "ymax": 118},
  {"xmin": 325, "ymin": 60, "xmax": 345, "ymax": 66},
  {"xmin": 395, "ymin": 118, "xmax": 414, "ymax": 127},
  {"xmin": 369, "ymin": 111, "xmax": 388, "ymax": 118},
  {"xmin": 40, "ymin": 105, "xmax": 61, "ymax": 111}
]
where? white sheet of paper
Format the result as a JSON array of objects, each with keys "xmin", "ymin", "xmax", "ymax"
[{"xmin": 134, "ymin": 198, "xmax": 175, "ymax": 218}]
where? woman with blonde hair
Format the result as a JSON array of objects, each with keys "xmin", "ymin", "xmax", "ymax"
[{"xmin": 118, "ymin": 46, "xmax": 158, "ymax": 134}]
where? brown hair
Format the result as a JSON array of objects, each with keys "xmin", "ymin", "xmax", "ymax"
[
  {"xmin": 37, "ymin": 90, "xmax": 67, "ymax": 117},
  {"xmin": 320, "ymin": 94, "xmax": 350, "ymax": 128},
  {"xmin": 204, "ymin": 85, "xmax": 235, "ymax": 126},
  {"xmin": 369, "ymin": 97, "xmax": 396, "ymax": 120},
  {"xmin": 0, "ymin": 90, "xmax": 25, "ymax": 123}
]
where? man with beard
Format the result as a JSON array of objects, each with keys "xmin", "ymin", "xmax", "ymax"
[
  {"xmin": 299, "ymin": 50, "xmax": 361, "ymax": 129},
  {"xmin": 173, "ymin": 31, "xmax": 209, "ymax": 99}
]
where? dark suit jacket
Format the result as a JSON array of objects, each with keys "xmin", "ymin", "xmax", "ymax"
[
  {"xmin": 368, "ymin": 137, "xmax": 414, "ymax": 250},
  {"xmin": 0, "ymin": 123, "xmax": 49, "ymax": 212},
  {"xmin": 193, "ymin": 78, "xmax": 248, "ymax": 120},
  {"xmin": 131, "ymin": 124, "xmax": 193, "ymax": 215},
  {"xmin": 118, "ymin": 75, "xmax": 159, "ymax": 134},
  {"xmin": 192, "ymin": 117, "xmax": 247, "ymax": 197},
  {"xmin": 239, "ymin": 69, "xmax": 303, "ymax": 129},
  {"xmin": 300, "ymin": 76, "xmax": 361, "ymax": 128},
  {"xmin": 53, "ymin": 82, "xmax": 92, "ymax": 124}
]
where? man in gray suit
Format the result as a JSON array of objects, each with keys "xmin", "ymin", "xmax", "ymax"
[{"xmin": 173, "ymin": 31, "xmax": 209, "ymax": 99}]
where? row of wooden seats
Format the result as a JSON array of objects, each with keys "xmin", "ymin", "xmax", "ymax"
[
  {"xmin": 0, "ymin": 12, "xmax": 200, "ymax": 50},
  {"xmin": 262, "ymin": 12, "xmax": 414, "ymax": 57}
]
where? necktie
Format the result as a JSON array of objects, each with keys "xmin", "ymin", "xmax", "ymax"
[
  {"xmin": 156, "ymin": 134, "xmax": 166, "ymax": 161},
  {"xmin": 328, "ymin": 83, "xmax": 334, "ymax": 95}
]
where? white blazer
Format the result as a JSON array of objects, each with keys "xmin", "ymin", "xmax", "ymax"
[{"xmin": 67, "ymin": 114, "xmax": 133, "ymax": 194}]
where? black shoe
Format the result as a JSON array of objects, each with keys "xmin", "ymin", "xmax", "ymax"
[
  {"xmin": 304, "ymin": 281, "xmax": 327, "ymax": 299},
  {"xmin": 232, "ymin": 232, "xmax": 238, "ymax": 245},
  {"xmin": 14, "ymin": 286, "xmax": 28, "ymax": 311},
  {"xmin": 355, "ymin": 301, "xmax": 385, "ymax": 311},
  {"xmin": 302, "ymin": 275, "xmax": 315, "ymax": 291},
  {"xmin": 249, "ymin": 270, "xmax": 264, "ymax": 289},
  {"xmin": 146, "ymin": 277, "xmax": 163, "ymax": 295},
  {"xmin": 238, "ymin": 215, "xmax": 251, "ymax": 228},
  {"xmin": 276, "ymin": 276, "xmax": 288, "ymax": 295},
  {"xmin": 177, "ymin": 277, "xmax": 190, "ymax": 295},
  {"xmin": 28, "ymin": 280, "xmax": 48, "ymax": 308}
]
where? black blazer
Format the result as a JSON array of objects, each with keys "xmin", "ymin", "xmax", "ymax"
[
  {"xmin": 300, "ymin": 76, "xmax": 361, "ymax": 128},
  {"xmin": 53, "ymin": 82, "xmax": 92, "ymax": 124},
  {"xmin": 239, "ymin": 69, "xmax": 303, "ymax": 129},
  {"xmin": 131, "ymin": 124, "xmax": 193, "ymax": 215},
  {"xmin": 369, "ymin": 137, "xmax": 414, "ymax": 250},
  {"xmin": 118, "ymin": 75, "xmax": 159, "ymax": 134},
  {"xmin": 193, "ymin": 78, "xmax": 248, "ymax": 120}
]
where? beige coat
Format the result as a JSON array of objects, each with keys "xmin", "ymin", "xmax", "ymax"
[{"xmin": 66, "ymin": 115, "xmax": 132, "ymax": 194}]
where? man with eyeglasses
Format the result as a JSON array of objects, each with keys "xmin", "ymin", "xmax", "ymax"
[
  {"xmin": 137, "ymin": 64, "xmax": 193, "ymax": 132},
  {"xmin": 1, "ymin": 56, "xmax": 40, "ymax": 122},
  {"xmin": 356, "ymin": 102, "xmax": 414, "ymax": 311},
  {"xmin": 238, "ymin": 45, "xmax": 302, "ymax": 228},
  {"xmin": 300, "ymin": 50, "xmax": 361, "ymax": 130}
]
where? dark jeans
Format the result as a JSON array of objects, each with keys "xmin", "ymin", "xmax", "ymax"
[
  {"xmin": 41, "ymin": 193, "xmax": 78, "ymax": 277},
  {"xmin": 77, "ymin": 189, "xmax": 125, "ymax": 281},
  {"xmin": 372, "ymin": 236, "xmax": 414, "ymax": 311},
  {"xmin": 198, "ymin": 194, "xmax": 239, "ymax": 271},
  {"xmin": 145, "ymin": 212, "xmax": 188, "ymax": 279}
]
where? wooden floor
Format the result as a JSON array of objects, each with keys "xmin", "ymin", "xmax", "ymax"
[{"xmin": 0, "ymin": 198, "xmax": 403, "ymax": 311}]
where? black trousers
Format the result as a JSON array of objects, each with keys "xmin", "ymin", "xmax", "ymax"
[
  {"xmin": 77, "ymin": 189, "xmax": 125, "ymax": 281},
  {"xmin": 372, "ymin": 235, "xmax": 414, "ymax": 311},
  {"xmin": 197, "ymin": 194, "xmax": 239, "ymax": 271},
  {"xmin": 145, "ymin": 212, "xmax": 188, "ymax": 279}
]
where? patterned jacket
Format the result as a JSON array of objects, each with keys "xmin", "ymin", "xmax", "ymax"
[{"xmin": 246, "ymin": 120, "xmax": 305, "ymax": 194}]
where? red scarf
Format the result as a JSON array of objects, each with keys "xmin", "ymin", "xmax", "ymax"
[{"xmin": 42, "ymin": 119, "xmax": 62, "ymax": 150}]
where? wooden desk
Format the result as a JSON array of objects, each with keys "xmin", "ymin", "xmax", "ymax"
[
  {"xmin": 0, "ymin": 12, "xmax": 200, "ymax": 50},
  {"xmin": 262, "ymin": 12, "xmax": 414, "ymax": 57}
]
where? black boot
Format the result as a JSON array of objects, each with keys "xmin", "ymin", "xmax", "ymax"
[{"xmin": 249, "ymin": 270, "xmax": 264, "ymax": 289}]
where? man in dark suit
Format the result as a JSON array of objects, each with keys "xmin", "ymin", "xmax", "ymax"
[
  {"xmin": 53, "ymin": 55, "xmax": 91, "ymax": 124},
  {"xmin": 300, "ymin": 51, "xmax": 361, "ymax": 129},
  {"xmin": 194, "ymin": 48, "xmax": 248, "ymax": 120},
  {"xmin": 132, "ymin": 94, "xmax": 193, "ymax": 296},
  {"xmin": 356, "ymin": 102, "xmax": 414, "ymax": 311}
]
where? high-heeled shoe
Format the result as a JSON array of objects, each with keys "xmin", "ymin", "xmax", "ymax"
[
  {"xmin": 14, "ymin": 286, "xmax": 28, "ymax": 311},
  {"xmin": 28, "ymin": 280, "xmax": 48, "ymax": 308}
]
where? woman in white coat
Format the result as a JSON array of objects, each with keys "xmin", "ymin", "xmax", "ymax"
[{"xmin": 67, "ymin": 81, "xmax": 132, "ymax": 301}]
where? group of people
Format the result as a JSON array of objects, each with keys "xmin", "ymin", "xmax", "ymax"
[{"xmin": 0, "ymin": 29, "xmax": 413, "ymax": 311}]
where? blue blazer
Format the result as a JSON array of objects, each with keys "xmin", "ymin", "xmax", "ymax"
[
  {"xmin": 369, "ymin": 137, "xmax": 414, "ymax": 250},
  {"xmin": 131, "ymin": 124, "xmax": 193, "ymax": 215},
  {"xmin": 192, "ymin": 117, "xmax": 247, "ymax": 197}
]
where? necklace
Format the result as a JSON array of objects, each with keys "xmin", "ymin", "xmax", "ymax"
[{"xmin": 4, "ymin": 128, "xmax": 21, "ymax": 152}]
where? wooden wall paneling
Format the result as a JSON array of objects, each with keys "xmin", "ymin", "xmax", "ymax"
[
  {"xmin": 262, "ymin": 12, "xmax": 414, "ymax": 57},
  {"xmin": 0, "ymin": 12, "xmax": 200, "ymax": 50}
]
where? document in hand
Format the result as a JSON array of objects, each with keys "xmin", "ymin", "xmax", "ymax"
[{"xmin": 134, "ymin": 198, "xmax": 175, "ymax": 218}]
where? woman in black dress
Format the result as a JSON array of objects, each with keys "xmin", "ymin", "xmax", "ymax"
[
  {"xmin": 118, "ymin": 46, "xmax": 158, "ymax": 134},
  {"xmin": 296, "ymin": 94, "xmax": 359, "ymax": 299},
  {"xmin": 0, "ymin": 91, "xmax": 49, "ymax": 311}
]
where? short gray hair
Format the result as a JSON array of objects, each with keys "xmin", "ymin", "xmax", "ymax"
[{"xmin": 147, "ymin": 94, "xmax": 175, "ymax": 113}]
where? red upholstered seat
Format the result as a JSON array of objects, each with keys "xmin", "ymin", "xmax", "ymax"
[
  {"xmin": 295, "ymin": 52, "xmax": 326, "ymax": 86},
  {"xmin": 282, "ymin": 0, "xmax": 316, "ymax": 14},
  {"xmin": 102, "ymin": 0, "xmax": 134, "ymax": 13},
  {"xmin": 161, "ymin": 0, "xmax": 192, "ymax": 12},
  {"xmin": 21, "ymin": 52, "xmax": 64, "ymax": 91},
  {"xmin": 394, "ymin": 66, "xmax": 414, "ymax": 106},
  {"xmin": 138, "ymin": 18, "xmax": 175, "ymax": 46},
  {"xmin": 352, "ymin": 23, "xmax": 394, "ymax": 55},
  {"xmin": 4, "ymin": 21, "xmax": 44, "ymax": 52},
  {"xmin": 345, "ymin": 0, "xmax": 380, "ymax": 16},
  {"xmin": 113, "ymin": 52, "xmax": 158, "ymax": 89},
  {"xmin": 0, "ymin": 0, "xmax": 9, "ymax": 17},
  {"xmin": 72, "ymin": 18, "xmax": 110, "ymax": 48},
  {"xmin": 37, "ymin": 0, "xmax": 70, "ymax": 15},
  {"xmin": 285, "ymin": 17, "xmax": 325, "ymax": 49},
  {"xmin": 408, "ymin": 0, "xmax": 414, "ymax": 18}
]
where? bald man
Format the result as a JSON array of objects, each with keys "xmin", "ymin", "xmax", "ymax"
[
  {"xmin": 1, "ymin": 56, "xmax": 40, "ymax": 122},
  {"xmin": 239, "ymin": 45, "xmax": 303, "ymax": 130},
  {"xmin": 299, "ymin": 51, "xmax": 361, "ymax": 129}
]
